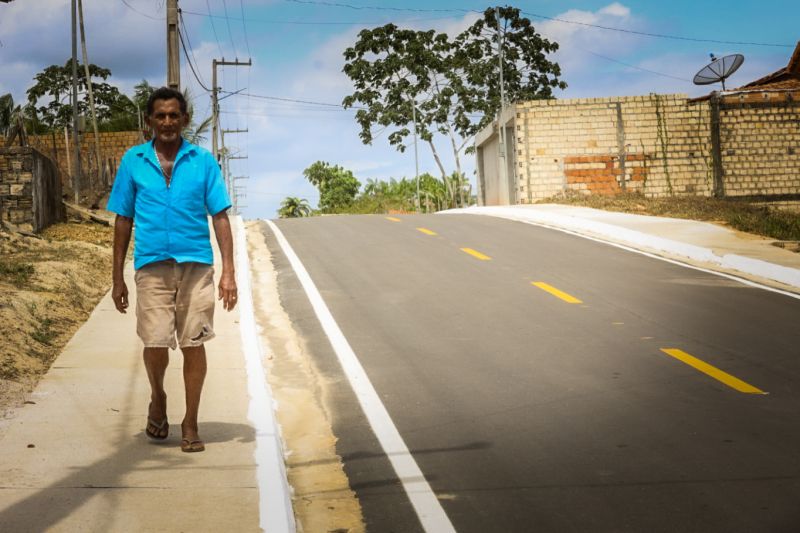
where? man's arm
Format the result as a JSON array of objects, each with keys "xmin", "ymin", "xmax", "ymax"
[
  {"xmin": 212, "ymin": 209, "xmax": 237, "ymax": 311},
  {"xmin": 112, "ymin": 215, "xmax": 133, "ymax": 313}
]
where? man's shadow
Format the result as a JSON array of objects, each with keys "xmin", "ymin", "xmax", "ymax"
[{"xmin": 0, "ymin": 421, "xmax": 255, "ymax": 532}]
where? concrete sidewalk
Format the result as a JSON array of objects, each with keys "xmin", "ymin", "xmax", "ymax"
[
  {"xmin": 0, "ymin": 218, "xmax": 291, "ymax": 532},
  {"xmin": 443, "ymin": 204, "xmax": 800, "ymax": 293}
]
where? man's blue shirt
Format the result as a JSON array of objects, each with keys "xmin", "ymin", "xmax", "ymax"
[{"xmin": 107, "ymin": 138, "xmax": 232, "ymax": 270}]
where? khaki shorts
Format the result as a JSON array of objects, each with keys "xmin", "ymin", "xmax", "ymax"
[{"xmin": 134, "ymin": 260, "xmax": 216, "ymax": 350}]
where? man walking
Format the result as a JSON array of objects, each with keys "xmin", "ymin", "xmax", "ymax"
[{"xmin": 108, "ymin": 87, "xmax": 237, "ymax": 453}]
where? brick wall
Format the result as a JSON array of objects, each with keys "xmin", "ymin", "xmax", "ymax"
[
  {"xmin": 0, "ymin": 147, "xmax": 63, "ymax": 232},
  {"xmin": 490, "ymin": 92, "xmax": 799, "ymax": 203}
]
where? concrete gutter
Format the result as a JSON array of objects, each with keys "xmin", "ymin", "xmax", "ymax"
[{"xmin": 442, "ymin": 205, "xmax": 800, "ymax": 291}]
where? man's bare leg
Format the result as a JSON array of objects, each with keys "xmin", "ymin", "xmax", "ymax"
[
  {"xmin": 181, "ymin": 345, "xmax": 207, "ymax": 450},
  {"xmin": 144, "ymin": 347, "xmax": 169, "ymax": 438}
]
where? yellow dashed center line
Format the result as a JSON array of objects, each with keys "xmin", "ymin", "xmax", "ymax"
[
  {"xmin": 660, "ymin": 348, "xmax": 766, "ymax": 394},
  {"xmin": 386, "ymin": 217, "xmax": 401, "ymax": 222},
  {"xmin": 461, "ymin": 248, "xmax": 491, "ymax": 261},
  {"xmin": 417, "ymin": 227, "xmax": 437, "ymax": 236},
  {"xmin": 531, "ymin": 282, "xmax": 583, "ymax": 304}
]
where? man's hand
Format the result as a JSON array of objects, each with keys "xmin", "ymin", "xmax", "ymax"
[
  {"xmin": 212, "ymin": 209, "xmax": 237, "ymax": 311},
  {"xmin": 218, "ymin": 271, "xmax": 238, "ymax": 311},
  {"xmin": 112, "ymin": 281, "xmax": 129, "ymax": 313}
]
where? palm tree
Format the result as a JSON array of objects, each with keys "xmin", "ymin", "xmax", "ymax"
[
  {"xmin": 278, "ymin": 197, "xmax": 312, "ymax": 218},
  {"xmin": 0, "ymin": 93, "xmax": 27, "ymax": 147},
  {"xmin": 0, "ymin": 93, "xmax": 13, "ymax": 135},
  {"xmin": 363, "ymin": 178, "xmax": 380, "ymax": 196},
  {"xmin": 184, "ymin": 115, "xmax": 212, "ymax": 145}
]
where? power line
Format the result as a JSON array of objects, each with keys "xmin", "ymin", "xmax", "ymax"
[
  {"xmin": 178, "ymin": 13, "xmax": 212, "ymax": 92},
  {"xmin": 221, "ymin": 0, "xmax": 238, "ymax": 58},
  {"xmin": 239, "ymin": 0, "xmax": 252, "ymax": 57},
  {"xmin": 285, "ymin": 0, "xmax": 458, "ymax": 13},
  {"xmin": 180, "ymin": 8, "xmax": 454, "ymax": 26},
  {"xmin": 521, "ymin": 10, "xmax": 794, "ymax": 48},
  {"xmin": 119, "ymin": 0, "xmax": 163, "ymax": 20},
  {"xmin": 219, "ymin": 90, "xmax": 364, "ymax": 109},
  {"xmin": 204, "ymin": 0, "xmax": 225, "ymax": 57},
  {"xmin": 580, "ymin": 50, "xmax": 692, "ymax": 82},
  {"xmin": 283, "ymin": 0, "xmax": 794, "ymax": 48}
]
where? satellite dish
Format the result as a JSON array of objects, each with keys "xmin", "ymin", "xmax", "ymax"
[{"xmin": 693, "ymin": 53, "xmax": 744, "ymax": 91}]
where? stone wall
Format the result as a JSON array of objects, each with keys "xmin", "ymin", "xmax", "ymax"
[
  {"xmin": 486, "ymin": 92, "xmax": 799, "ymax": 204},
  {"xmin": 0, "ymin": 147, "xmax": 63, "ymax": 232},
  {"xmin": 1, "ymin": 130, "xmax": 142, "ymax": 190}
]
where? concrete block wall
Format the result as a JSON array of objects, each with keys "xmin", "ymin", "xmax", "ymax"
[
  {"xmin": 718, "ymin": 99, "xmax": 800, "ymax": 197},
  {"xmin": 513, "ymin": 94, "xmax": 715, "ymax": 202},
  {"xmin": 0, "ymin": 147, "xmax": 63, "ymax": 232}
]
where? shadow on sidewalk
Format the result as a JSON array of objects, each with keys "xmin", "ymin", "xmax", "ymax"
[{"xmin": 0, "ymin": 421, "xmax": 255, "ymax": 532}]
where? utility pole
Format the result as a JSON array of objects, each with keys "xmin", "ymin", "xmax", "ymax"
[
  {"xmin": 71, "ymin": 0, "xmax": 81, "ymax": 204},
  {"xmin": 232, "ymin": 176, "xmax": 248, "ymax": 215},
  {"xmin": 227, "ymin": 157, "xmax": 248, "ymax": 215},
  {"xmin": 211, "ymin": 58, "xmax": 252, "ymax": 160},
  {"xmin": 495, "ymin": 7, "xmax": 509, "ymax": 205},
  {"xmin": 220, "ymin": 128, "xmax": 248, "ymax": 210},
  {"xmin": 166, "ymin": 0, "xmax": 180, "ymax": 90},
  {"xmin": 77, "ymin": 0, "xmax": 102, "ymax": 192},
  {"xmin": 411, "ymin": 99, "xmax": 420, "ymax": 212}
]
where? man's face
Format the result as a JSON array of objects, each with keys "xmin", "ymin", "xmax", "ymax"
[{"xmin": 146, "ymin": 98, "xmax": 189, "ymax": 145}]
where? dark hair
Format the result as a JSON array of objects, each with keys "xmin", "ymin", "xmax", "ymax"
[{"xmin": 146, "ymin": 87, "xmax": 188, "ymax": 116}]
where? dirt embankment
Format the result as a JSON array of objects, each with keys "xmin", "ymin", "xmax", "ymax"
[{"xmin": 0, "ymin": 222, "xmax": 113, "ymax": 417}]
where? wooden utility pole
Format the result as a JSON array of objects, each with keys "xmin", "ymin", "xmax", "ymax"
[
  {"xmin": 70, "ymin": 0, "xmax": 81, "ymax": 203},
  {"xmin": 211, "ymin": 58, "xmax": 251, "ymax": 160},
  {"xmin": 167, "ymin": 0, "xmax": 180, "ymax": 90},
  {"xmin": 77, "ymin": 0, "xmax": 102, "ymax": 192}
]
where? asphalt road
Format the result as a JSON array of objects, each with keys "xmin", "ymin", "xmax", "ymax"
[{"xmin": 259, "ymin": 214, "xmax": 800, "ymax": 533}]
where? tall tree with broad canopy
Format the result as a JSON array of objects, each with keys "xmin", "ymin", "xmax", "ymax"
[
  {"xmin": 26, "ymin": 60, "xmax": 123, "ymax": 131},
  {"xmin": 342, "ymin": 6, "xmax": 566, "ymax": 207},
  {"xmin": 303, "ymin": 161, "xmax": 361, "ymax": 213}
]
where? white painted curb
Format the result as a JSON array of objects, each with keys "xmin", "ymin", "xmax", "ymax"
[
  {"xmin": 442, "ymin": 206, "xmax": 800, "ymax": 290},
  {"xmin": 233, "ymin": 216, "xmax": 297, "ymax": 533}
]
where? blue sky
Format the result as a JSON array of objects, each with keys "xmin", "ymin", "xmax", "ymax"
[{"xmin": 0, "ymin": 0, "xmax": 797, "ymax": 219}]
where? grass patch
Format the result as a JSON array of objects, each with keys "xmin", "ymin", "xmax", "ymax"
[
  {"xmin": 546, "ymin": 192, "xmax": 800, "ymax": 242},
  {"xmin": 0, "ymin": 357, "xmax": 21, "ymax": 381},
  {"xmin": 30, "ymin": 318, "xmax": 56, "ymax": 346},
  {"xmin": 0, "ymin": 261, "xmax": 35, "ymax": 285}
]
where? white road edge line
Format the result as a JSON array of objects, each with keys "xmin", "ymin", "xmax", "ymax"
[
  {"xmin": 266, "ymin": 220, "xmax": 457, "ymax": 533},
  {"xmin": 446, "ymin": 212, "xmax": 800, "ymax": 301},
  {"xmin": 234, "ymin": 217, "xmax": 297, "ymax": 533}
]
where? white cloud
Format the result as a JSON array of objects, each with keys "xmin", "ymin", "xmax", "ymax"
[{"xmin": 599, "ymin": 3, "xmax": 631, "ymax": 18}]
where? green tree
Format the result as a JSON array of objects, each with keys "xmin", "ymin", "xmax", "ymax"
[
  {"xmin": 303, "ymin": 161, "xmax": 361, "ymax": 213},
  {"xmin": 278, "ymin": 197, "xmax": 313, "ymax": 218},
  {"xmin": 0, "ymin": 93, "xmax": 14, "ymax": 135},
  {"xmin": 342, "ymin": 6, "xmax": 565, "ymax": 207},
  {"xmin": 26, "ymin": 60, "xmax": 123, "ymax": 131},
  {"xmin": 0, "ymin": 93, "xmax": 31, "ymax": 147}
]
